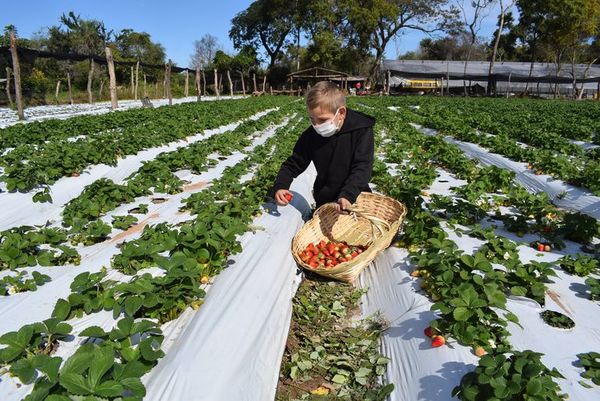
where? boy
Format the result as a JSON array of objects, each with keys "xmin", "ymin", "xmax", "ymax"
[{"xmin": 271, "ymin": 81, "xmax": 375, "ymax": 212}]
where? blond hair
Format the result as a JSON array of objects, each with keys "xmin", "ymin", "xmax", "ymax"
[{"xmin": 306, "ymin": 81, "xmax": 346, "ymax": 113}]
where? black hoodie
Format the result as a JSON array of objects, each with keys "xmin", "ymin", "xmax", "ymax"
[{"xmin": 271, "ymin": 108, "xmax": 376, "ymax": 207}]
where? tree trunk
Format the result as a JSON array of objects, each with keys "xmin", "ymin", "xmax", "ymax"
[
  {"xmin": 99, "ymin": 79, "xmax": 104, "ymax": 99},
  {"xmin": 67, "ymin": 70, "xmax": 73, "ymax": 105},
  {"xmin": 55, "ymin": 80, "xmax": 61, "ymax": 104},
  {"xmin": 135, "ymin": 61, "xmax": 139, "ymax": 100},
  {"xmin": 9, "ymin": 31, "xmax": 24, "ymax": 120},
  {"xmin": 87, "ymin": 58, "xmax": 94, "ymax": 104},
  {"xmin": 227, "ymin": 70, "xmax": 233, "ymax": 97},
  {"xmin": 262, "ymin": 75, "xmax": 267, "ymax": 93},
  {"xmin": 488, "ymin": 0, "xmax": 513, "ymax": 95},
  {"xmin": 253, "ymin": 73, "xmax": 257, "ymax": 93},
  {"xmin": 366, "ymin": 50, "xmax": 385, "ymax": 89},
  {"xmin": 202, "ymin": 70, "xmax": 206, "ymax": 96},
  {"xmin": 105, "ymin": 46, "xmax": 118, "ymax": 109},
  {"xmin": 5, "ymin": 67, "xmax": 13, "ymax": 107},
  {"xmin": 143, "ymin": 73, "xmax": 147, "ymax": 97},
  {"xmin": 213, "ymin": 69, "xmax": 219, "ymax": 98},
  {"xmin": 240, "ymin": 71, "xmax": 246, "ymax": 95}
]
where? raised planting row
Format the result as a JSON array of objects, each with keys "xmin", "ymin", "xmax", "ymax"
[
  {"xmin": 0, "ymin": 106, "xmax": 294, "ymax": 274},
  {"xmin": 387, "ymin": 98, "xmax": 600, "ymax": 196},
  {"xmin": 351, "ymin": 99, "xmax": 600, "ymax": 400},
  {"xmin": 0, "ymin": 96, "xmax": 291, "ymax": 198},
  {"xmin": 0, "ymin": 106, "xmax": 306, "ymax": 400}
]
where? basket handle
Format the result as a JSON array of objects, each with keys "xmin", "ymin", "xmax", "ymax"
[
  {"xmin": 345, "ymin": 205, "xmax": 391, "ymax": 239},
  {"xmin": 314, "ymin": 202, "xmax": 390, "ymax": 242}
]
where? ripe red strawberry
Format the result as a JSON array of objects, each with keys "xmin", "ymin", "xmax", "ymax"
[
  {"xmin": 431, "ymin": 335, "xmax": 445, "ymax": 347},
  {"xmin": 284, "ymin": 193, "xmax": 293, "ymax": 202}
]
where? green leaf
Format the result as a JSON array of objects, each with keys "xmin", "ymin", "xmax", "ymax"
[
  {"xmin": 52, "ymin": 298, "xmax": 71, "ymax": 321},
  {"xmin": 10, "ymin": 358, "xmax": 36, "ymax": 384},
  {"xmin": 355, "ymin": 367, "xmax": 371, "ymax": 378},
  {"xmin": 526, "ymin": 378, "xmax": 542, "ymax": 395},
  {"xmin": 453, "ymin": 307, "xmax": 472, "ymax": 321},
  {"xmin": 94, "ymin": 380, "xmax": 124, "ymax": 397},
  {"xmin": 121, "ymin": 377, "xmax": 146, "ymax": 397},
  {"xmin": 332, "ymin": 374, "xmax": 347, "ymax": 384},
  {"xmin": 124, "ymin": 296, "xmax": 143, "ymax": 317},
  {"xmin": 80, "ymin": 326, "xmax": 108, "ymax": 338},
  {"xmin": 32, "ymin": 354, "xmax": 62, "ymax": 383},
  {"xmin": 88, "ymin": 346, "xmax": 115, "ymax": 389},
  {"xmin": 59, "ymin": 372, "xmax": 92, "ymax": 395}
]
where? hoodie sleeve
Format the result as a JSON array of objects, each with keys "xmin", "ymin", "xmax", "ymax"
[
  {"xmin": 337, "ymin": 126, "xmax": 374, "ymax": 204},
  {"xmin": 271, "ymin": 131, "xmax": 312, "ymax": 195}
]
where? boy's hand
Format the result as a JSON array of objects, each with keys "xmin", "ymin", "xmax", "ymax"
[
  {"xmin": 336, "ymin": 197, "xmax": 351, "ymax": 214},
  {"xmin": 275, "ymin": 189, "xmax": 293, "ymax": 206}
]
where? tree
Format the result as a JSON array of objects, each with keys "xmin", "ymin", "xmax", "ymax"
[
  {"xmin": 488, "ymin": 0, "xmax": 516, "ymax": 94},
  {"xmin": 114, "ymin": 29, "xmax": 165, "ymax": 65},
  {"xmin": 455, "ymin": 0, "xmax": 495, "ymax": 95},
  {"xmin": 401, "ymin": 33, "xmax": 487, "ymax": 60},
  {"xmin": 229, "ymin": 0, "xmax": 295, "ymax": 69},
  {"xmin": 344, "ymin": 0, "xmax": 460, "ymax": 86},
  {"xmin": 190, "ymin": 34, "xmax": 221, "ymax": 69}
]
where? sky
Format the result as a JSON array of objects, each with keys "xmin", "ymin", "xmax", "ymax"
[{"xmin": 2, "ymin": 0, "xmax": 504, "ymax": 67}]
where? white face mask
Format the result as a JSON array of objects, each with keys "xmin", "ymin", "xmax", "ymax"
[{"xmin": 312, "ymin": 108, "xmax": 341, "ymax": 137}]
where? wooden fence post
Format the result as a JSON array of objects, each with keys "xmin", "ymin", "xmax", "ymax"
[
  {"xmin": 87, "ymin": 58, "xmax": 94, "ymax": 104},
  {"xmin": 9, "ymin": 31, "xmax": 24, "ymax": 120},
  {"xmin": 54, "ymin": 80, "xmax": 61, "ymax": 104},
  {"xmin": 195, "ymin": 67, "xmax": 201, "ymax": 101},
  {"xmin": 166, "ymin": 59, "xmax": 172, "ymax": 105},
  {"xmin": 105, "ymin": 47, "xmax": 118, "ymax": 109},
  {"xmin": 227, "ymin": 70, "xmax": 233, "ymax": 97},
  {"xmin": 5, "ymin": 67, "xmax": 13, "ymax": 107},
  {"xmin": 213, "ymin": 69, "xmax": 219, "ymax": 98},
  {"xmin": 184, "ymin": 70, "xmax": 189, "ymax": 97},
  {"xmin": 135, "ymin": 61, "xmax": 139, "ymax": 100},
  {"xmin": 253, "ymin": 73, "xmax": 257, "ymax": 93},
  {"xmin": 67, "ymin": 70, "xmax": 73, "ymax": 105}
]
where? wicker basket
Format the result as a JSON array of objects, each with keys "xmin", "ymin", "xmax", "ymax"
[{"xmin": 291, "ymin": 192, "xmax": 407, "ymax": 283}]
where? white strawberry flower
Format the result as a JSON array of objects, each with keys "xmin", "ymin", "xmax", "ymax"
[
  {"xmin": 503, "ymin": 252, "xmax": 511, "ymax": 260},
  {"xmin": 488, "ymin": 339, "xmax": 497, "ymax": 349},
  {"xmin": 7, "ymin": 286, "xmax": 17, "ymax": 295}
]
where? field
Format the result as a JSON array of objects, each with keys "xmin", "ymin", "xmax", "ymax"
[{"xmin": 0, "ymin": 96, "xmax": 599, "ymax": 401}]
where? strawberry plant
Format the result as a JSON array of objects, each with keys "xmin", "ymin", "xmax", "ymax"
[
  {"xmin": 560, "ymin": 212, "xmax": 600, "ymax": 244},
  {"xmin": 585, "ymin": 277, "xmax": 600, "ymax": 301},
  {"xmin": 577, "ymin": 352, "xmax": 600, "ymax": 386},
  {"xmin": 25, "ymin": 317, "xmax": 164, "ymax": 400},
  {"xmin": 0, "ymin": 270, "xmax": 50, "ymax": 295},
  {"xmin": 452, "ymin": 351, "xmax": 566, "ymax": 401},
  {"xmin": 540, "ymin": 310, "xmax": 575, "ymax": 329},
  {"xmin": 69, "ymin": 220, "xmax": 112, "ymax": 245},
  {"xmin": 558, "ymin": 254, "xmax": 599, "ymax": 277},
  {"xmin": 111, "ymin": 215, "xmax": 139, "ymax": 230}
]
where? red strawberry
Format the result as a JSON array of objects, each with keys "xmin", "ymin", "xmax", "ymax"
[
  {"xmin": 431, "ymin": 335, "xmax": 445, "ymax": 347},
  {"xmin": 424, "ymin": 327, "xmax": 434, "ymax": 337}
]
